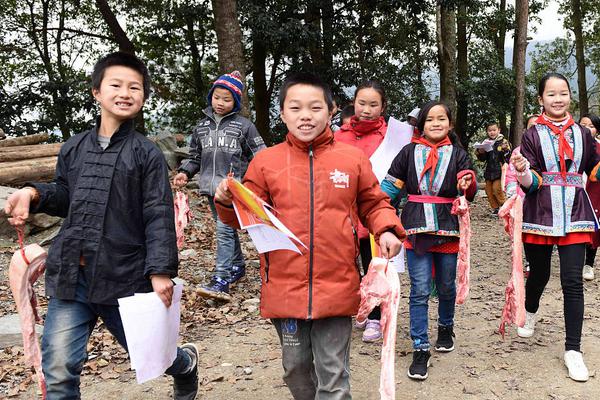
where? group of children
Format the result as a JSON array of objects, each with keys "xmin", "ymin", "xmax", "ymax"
[{"xmin": 3, "ymin": 49, "xmax": 598, "ymax": 399}]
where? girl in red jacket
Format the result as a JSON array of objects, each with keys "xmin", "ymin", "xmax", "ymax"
[{"xmin": 335, "ymin": 80, "xmax": 388, "ymax": 342}]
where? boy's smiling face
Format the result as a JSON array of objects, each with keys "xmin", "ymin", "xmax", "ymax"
[
  {"xmin": 280, "ymin": 84, "xmax": 332, "ymax": 143},
  {"xmin": 92, "ymin": 65, "xmax": 144, "ymax": 122}
]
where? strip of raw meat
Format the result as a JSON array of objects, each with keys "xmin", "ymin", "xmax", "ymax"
[
  {"xmin": 497, "ymin": 194, "xmax": 526, "ymax": 338},
  {"xmin": 356, "ymin": 257, "xmax": 400, "ymax": 400},
  {"xmin": 452, "ymin": 196, "xmax": 471, "ymax": 305},
  {"xmin": 174, "ymin": 191, "xmax": 191, "ymax": 249},
  {"xmin": 9, "ymin": 243, "xmax": 47, "ymax": 399}
]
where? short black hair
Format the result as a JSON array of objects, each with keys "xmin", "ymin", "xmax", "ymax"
[
  {"xmin": 91, "ymin": 52, "xmax": 151, "ymax": 100},
  {"xmin": 340, "ymin": 104, "xmax": 355, "ymax": 120},
  {"xmin": 538, "ymin": 72, "xmax": 570, "ymax": 97},
  {"xmin": 486, "ymin": 121, "xmax": 499, "ymax": 129},
  {"xmin": 278, "ymin": 72, "xmax": 334, "ymax": 111}
]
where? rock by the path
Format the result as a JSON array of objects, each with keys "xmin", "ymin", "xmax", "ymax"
[{"xmin": 0, "ymin": 314, "xmax": 43, "ymax": 349}]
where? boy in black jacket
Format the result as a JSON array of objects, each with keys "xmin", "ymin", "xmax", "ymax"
[
  {"xmin": 476, "ymin": 121, "xmax": 511, "ymax": 214},
  {"xmin": 5, "ymin": 52, "xmax": 198, "ymax": 400}
]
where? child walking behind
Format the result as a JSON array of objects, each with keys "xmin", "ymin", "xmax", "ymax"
[
  {"xmin": 173, "ymin": 71, "xmax": 265, "ymax": 300},
  {"xmin": 335, "ymin": 80, "xmax": 388, "ymax": 342},
  {"xmin": 214, "ymin": 72, "xmax": 405, "ymax": 399},
  {"xmin": 381, "ymin": 101, "xmax": 477, "ymax": 381},
  {"xmin": 580, "ymin": 114, "xmax": 600, "ymax": 281},
  {"xmin": 476, "ymin": 121, "xmax": 511, "ymax": 214},
  {"xmin": 511, "ymin": 73, "xmax": 600, "ymax": 382},
  {"xmin": 4, "ymin": 52, "xmax": 199, "ymax": 399}
]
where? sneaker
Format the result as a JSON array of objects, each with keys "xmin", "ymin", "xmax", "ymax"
[
  {"xmin": 564, "ymin": 350, "xmax": 589, "ymax": 382},
  {"xmin": 434, "ymin": 325, "xmax": 455, "ymax": 352},
  {"xmin": 196, "ymin": 277, "xmax": 231, "ymax": 302},
  {"xmin": 407, "ymin": 349, "xmax": 431, "ymax": 380},
  {"xmin": 491, "ymin": 208, "xmax": 499, "ymax": 216},
  {"xmin": 173, "ymin": 343, "xmax": 199, "ymax": 399},
  {"xmin": 354, "ymin": 318, "xmax": 367, "ymax": 330},
  {"xmin": 524, "ymin": 262, "xmax": 530, "ymax": 279},
  {"xmin": 583, "ymin": 265, "xmax": 594, "ymax": 281},
  {"xmin": 517, "ymin": 311, "xmax": 536, "ymax": 338},
  {"xmin": 228, "ymin": 265, "xmax": 246, "ymax": 284},
  {"xmin": 362, "ymin": 320, "xmax": 383, "ymax": 342}
]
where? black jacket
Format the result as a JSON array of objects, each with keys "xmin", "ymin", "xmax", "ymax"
[
  {"xmin": 29, "ymin": 118, "xmax": 178, "ymax": 305},
  {"xmin": 476, "ymin": 137, "xmax": 511, "ymax": 181},
  {"xmin": 178, "ymin": 107, "xmax": 266, "ymax": 196}
]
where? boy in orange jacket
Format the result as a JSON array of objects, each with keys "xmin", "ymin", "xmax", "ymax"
[{"xmin": 213, "ymin": 72, "xmax": 405, "ymax": 399}]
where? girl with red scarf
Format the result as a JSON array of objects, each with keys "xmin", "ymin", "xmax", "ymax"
[
  {"xmin": 381, "ymin": 101, "xmax": 477, "ymax": 380},
  {"xmin": 511, "ymin": 73, "xmax": 600, "ymax": 382},
  {"xmin": 335, "ymin": 80, "xmax": 388, "ymax": 343}
]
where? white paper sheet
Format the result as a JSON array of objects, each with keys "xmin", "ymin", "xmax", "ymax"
[
  {"xmin": 370, "ymin": 117, "xmax": 413, "ymax": 183},
  {"xmin": 246, "ymin": 224, "xmax": 303, "ymax": 254},
  {"xmin": 118, "ymin": 284, "xmax": 183, "ymax": 383},
  {"xmin": 388, "ymin": 245, "xmax": 406, "ymax": 273},
  {"xmin": 473, "ymin": 139, "xmax": 494, "ymax": 152}
]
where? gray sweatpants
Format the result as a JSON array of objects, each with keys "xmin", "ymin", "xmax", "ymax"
[{"xmin": 272, "ymin": 317, "xmax": 352, "ymax": 400}]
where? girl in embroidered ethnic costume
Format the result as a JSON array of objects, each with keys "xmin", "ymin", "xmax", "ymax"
[
  {"xmin": 381, "ymin": 101, "xmax": 477, "ymax": 381},
  {"xmin": 510, "ymin": 73, "xmax": 600, "ymax": 382}
]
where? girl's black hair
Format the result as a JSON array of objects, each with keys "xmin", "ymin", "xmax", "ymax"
[
  {"xmin": 354, "ymin": 80, "xmax": 387, "ymax": 110},
  {"xmin": 538, "ymin": 72, "xmax": 571, "ymax": 97},
  {"xmin": 580, "ymin": 113, "xmax": 600, "ymax": 132},
  {"xmin": 416, "ymin": 100, "xmax": 462, "ymax": 147}
]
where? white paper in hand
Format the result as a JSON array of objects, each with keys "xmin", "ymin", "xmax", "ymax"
[
  {"xmin": 388, "ymin": 244, "xmax": 406, "ymax": 273},
  {"xmin": 118, "ymin": 284, "xmax": 183, "ymax": 383},
  {"xmin": 370, "ymin": 117, "xmax": 413, "ymax": 183}
]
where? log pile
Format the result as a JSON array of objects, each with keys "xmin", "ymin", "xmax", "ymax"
[{"xmin": 0, "ymin": 135, "xmax": 59, "ymax": 186}]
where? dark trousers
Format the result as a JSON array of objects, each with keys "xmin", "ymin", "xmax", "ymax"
[
  {"xmin": 272, "ymin": 317, "xmax": 352, "ymax": 400},
  {"xmin": 358, "ymin": 238, "xmax": 381, "ymax": 320},
  {"xmin": 523, "ymin": 243, "xmax": 585, "ymax": 351},
  {"xmin": 585, "ymin": 244, "xmax": 597, "ymax": 266}
]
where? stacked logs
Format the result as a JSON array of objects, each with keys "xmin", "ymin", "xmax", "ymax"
[{"xmin": 0, "ymin": 134, "xmax": 60, "ymax": 186}]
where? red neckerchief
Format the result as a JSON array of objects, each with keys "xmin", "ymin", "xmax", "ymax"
[
  {"xmin": 412, "ymin": 135, "xmax": 452, "ymax": 189},
  {"xmin": 349, "ymin": 115, "xmax": 385, "ymax": 136},
  {"xmin": 536, "ymin": 113, "xmax": 575, "ymax": 178}
]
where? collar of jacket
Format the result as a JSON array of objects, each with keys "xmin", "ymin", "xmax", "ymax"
[
  {"xmin": 202, "ymin": 106, "xmax": 237, "ymax": 122},
  {"xmin": 341, "ymin": 115, "xmax": 385, "ymax": 136},
  {"xmin": 92, "ymin": 116, "xmax": 135, "ymax": 145},
  {"xmin": 285, "ymin": 127, "xmax": 334, "ymax": 152}
]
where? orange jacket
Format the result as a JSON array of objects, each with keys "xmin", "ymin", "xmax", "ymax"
[{"xmin": 216, "ymin": 128, "xmax": 405, "ymax": 319}]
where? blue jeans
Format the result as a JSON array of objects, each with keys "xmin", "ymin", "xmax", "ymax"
[
  {"xmin": 42, "ymin": 273, "xmax": 193, "ymax": 400},
  {"xmin": 207, "ymin": 195, "xmax": 245, "ymax": 281},
  {"xmin": 406, "ymin": 250, "xmax": 457, "ymax": 350}
]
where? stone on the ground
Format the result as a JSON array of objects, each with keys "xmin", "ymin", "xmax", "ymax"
[
  {"xmin": 0, "ymin": 314, "xmax": 43, "ymax": 349},
  {"xmin": 179, "ymin": 249, "xmax": 197, "ymax": 259}
]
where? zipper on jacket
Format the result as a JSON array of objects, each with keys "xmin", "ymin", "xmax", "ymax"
[
  {"xmin": 206, "ymin": 109, "xmax": 236, "ymax": 194},
  {"xmin": 308, "ymin": 145, "xmax": 315, "ymax": 320},
  {"xmin": 348, "ymin": 215, "xmax": 361, "ymax": 277}
]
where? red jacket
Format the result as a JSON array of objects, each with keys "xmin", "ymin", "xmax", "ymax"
[
  {"xmin": 335, "ymin": 116, "xmax": 387, "ymax": 238},
  {"xmin": 216, "ymin": 128, "xmax": 405, "ymax": 319}
]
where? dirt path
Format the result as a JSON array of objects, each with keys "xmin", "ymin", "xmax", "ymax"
[{"xmin": 2, "ymin": 195, "xmax": 600, "ymax": 399}]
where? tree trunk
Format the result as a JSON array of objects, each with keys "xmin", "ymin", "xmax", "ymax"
[
  {"xmin": 437, "ymin": 3, "xmax": 457, "ymax": 119},
  {"xmin": 511, "ymin": 0, "xmax": 529, "ymax": 146},
  {"xmin": 0, "ymin": 143, "xmax": 62, "ymax": 162},
  {"xmin": 305, "ymin": 0, "xmax": 323, "ymax": 68},
  {"xmin": 455, "ymin": 3, "xmax": 469, "ymax": 147},
  {"xmin": 0, "ymin": 157, "xmax": 57, "ymax": 185},
  {"xmin": 0, "ymin": 133, "xmax": 49, "ymax": 147},
  {"xmin": 211, "ymin": 0, "xmax": 248, "ymax": 114},
  {"xmin": 184, "ymin": 14, "xmax": 205, "ymax": 100},
  {"xmin": 95, "ymin": 0, "xmax": 135, "ymax": 54},
  {"xmin": 496, "ymin": 0, "xmax": 508, "ymax": 135},
  {"xmin": 572, "ymin": 0, "xmax": 588, "ymax": 115},
  {"xmin": 321, "ymin": 0, "xmax": 335, "ymax": 80},
  {"xmin": 251, "ymin": 33, "xmax": 271, "ymax": 145}
]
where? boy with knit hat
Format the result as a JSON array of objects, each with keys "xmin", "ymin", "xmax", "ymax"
[{"xmin": 173, "ymin": 71, "xmax": 265, "ymax": 300}]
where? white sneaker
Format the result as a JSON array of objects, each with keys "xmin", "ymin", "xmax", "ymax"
[
  {"xmin": 564, "ymin": 350, "xmax": 589, "ymax": 382},
  {"xmin": 517, "ymin": 311, "xmax": 536, "ymax": 338},
  {"xmin": 583, "ymin": 265, "xmax": 594, "ymax": 281}
]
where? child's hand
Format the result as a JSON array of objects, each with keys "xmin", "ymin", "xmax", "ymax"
[
  {"xmin": 150, "ymin": 274, "xmax": 174, "ymax": 307},
  {"xmin": 457, "ymin": 174, "xmax": 473, "ymax": 192},
  {"xmin": 510, "ymin": 151, "xmax": 528, "ymax": 172},
  {"xmin": 172, "ymin": 172, "xmax": 188, "ymax": 188},
  {"xmin": 214, "ymin": 179, "xmax": 233, "ymax": 206},
  {"xmin": 4, "ymin": 188, "xmax": 36, "ymax": 226},
  {"xmin": 379, "ymin": 231, "xmax": 402, "ymax": 259}
]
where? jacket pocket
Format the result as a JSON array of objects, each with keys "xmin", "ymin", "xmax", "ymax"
[{"xmin": 98, "ymin": 235, "xmax": 145, "ymax": 284}]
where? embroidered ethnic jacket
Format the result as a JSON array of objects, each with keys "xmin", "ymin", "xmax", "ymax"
[
  {"xmin": 520, "ymin": 123, "xmax": 600, "ymax": 236},
  {"xmin": 382, "ymin": 142, "xmax": 477, "ymax": 237}
]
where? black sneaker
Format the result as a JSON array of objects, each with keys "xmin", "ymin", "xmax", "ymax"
[
  {"xmin": 407, "ymin": 349, "xmax": 431, "ymax": 380},
  {"xmin": 196, "ymin": 276, "xmax": 231, "ymax": 302},
  {"xmin": 173, "ymin": 343, "xmax": 199, "ymax": 400},
  {"xmin": 228, "ymin": 265, "xmax": 246, "ymax": 284},
  {"xmin": 434, "ymin": 325, "xmax": 455, "ymax": 352}
]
